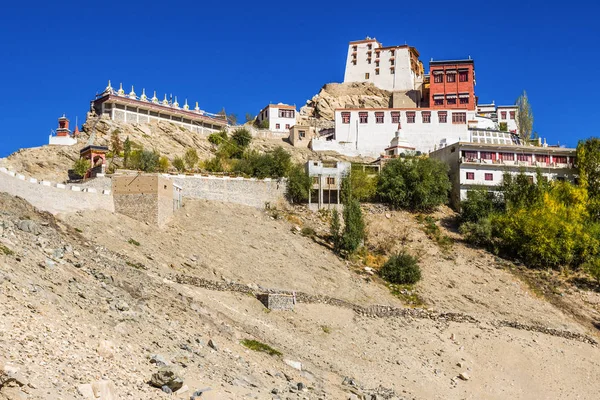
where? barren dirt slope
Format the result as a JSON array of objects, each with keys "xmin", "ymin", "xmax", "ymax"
[{"xmin": 2, "ymin": 194, "xmax": 600, "ymax": 399}]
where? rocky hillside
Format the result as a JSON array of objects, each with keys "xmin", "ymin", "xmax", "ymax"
[
  {"xmin": 0, "ymin": 116, "xmax": 374, "ymax": 183},
  {"xmin": 299, "ymin": 82, "xmax": 392, "ymax": 123},
  {"xmin": 2, "ymin": 192, "xmax": 600, "ymax": 399}
]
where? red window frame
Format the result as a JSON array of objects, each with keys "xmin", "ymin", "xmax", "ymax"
[
  {"xmin": 510, "ymin": 111, "xmax": 516, "ymax": 120},
  {"xmin": 459, "ymin": 71, "xmax": 468, "ymax": 82},
  {"xmin": 406, "ymin": 112, "xmax": 416, "ymax": 123},
  {"xmin": 485, "ymin": 173, "xmax": 493, "ymax": 181},
  {"xmin": 463, "ymin": 151, "xmax": 477, "ymax": 160},
  {"xmin": 447, "ymin": 73, "xmax": 456, "ymax": 83},
  {"xmin": 499, "ymin": 152, "xmax": 514, "ymax": 161},
  {"xmin": 391, "ymin": 111, "xmax": 400, "ymax": 123},
  {"xmin": 359, "ymin": 112, "xmax": 368, "ymax": 124},
  {"xmin": 375, "ymin": 112, "xmax": 384, "ymax": 124},
  {"xmin": 452, "ymin": 112, "xmax": 466, "ymax": 124},
  {"xmin": 422, "ymin": 112, "xmax": 431, "ymax": 123},
  {"xmin": 341, "ymin": 112, "xmax": 350, "ymax": 124},
  {"xmin": 433, "ymin": 74, "xmax": 443, "ymax": 83},
  {"xmin": 480, "ymin": 151, "xmax": 496, "ymax": 160},
  {"xmin": 501, "ymin": 111, "xmax": 507, "ymax": 119},
  {"xmin": 466, "ymin": 172, "xmax": 475, "ymax": 180},
  {"xmin": 438, "ymin": 111, "xmax": 447, "ymax": 123}
]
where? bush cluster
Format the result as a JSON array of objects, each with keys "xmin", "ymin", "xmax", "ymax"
[{"xmin": 379, "ymin": 251, "xmax": 422, "ymax": 285}]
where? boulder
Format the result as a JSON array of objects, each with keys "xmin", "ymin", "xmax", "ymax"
[
  {"xmin": 150, "ymin": 367, "xmax": 184, "ymax": 392},
  {"xmin": 17, "ymin": 220, "xmax": 39, "ymax": 235}
]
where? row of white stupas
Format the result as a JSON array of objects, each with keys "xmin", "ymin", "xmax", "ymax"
[{"xmin": 102, "ymin": 81, "xmax": 205, "ymax": 113}]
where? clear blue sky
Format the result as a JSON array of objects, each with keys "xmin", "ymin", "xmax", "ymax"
[{"xmin": 1, "ymin": 0, "xmax": 598, "ymax": 157}]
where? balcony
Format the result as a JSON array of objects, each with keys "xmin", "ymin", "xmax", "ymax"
[{"xmin": 460, "ymin": 157, "xmax": 573, "ymax": 169}]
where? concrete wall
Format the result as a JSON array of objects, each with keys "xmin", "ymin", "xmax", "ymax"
[
  {"xmin": 0, "ymin": 166, "xmax": 114, "ymax": 215},
  {"xmin": 168, "ymin": 175, "xmax": 287, "ymax": 208},
  {"xmin": 113, "ymin": 175, "xmax": 175, "ymax": 227}
]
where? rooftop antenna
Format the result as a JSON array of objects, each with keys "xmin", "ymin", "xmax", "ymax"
[{"xmin": 468, "ymin": 55, "xmax": 472, "ymax": 59}]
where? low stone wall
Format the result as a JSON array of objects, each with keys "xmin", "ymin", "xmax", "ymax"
[
  {"xmin": 167, "ymin": 175, "xmax": 287, "ymax": 209},
  {"xmin": 0, "ymin": 165, "xmax": 114, "ymax": 215},
  {"xmin": 257, "ymin": 293, "xmax": 295, "ymax": 311}
]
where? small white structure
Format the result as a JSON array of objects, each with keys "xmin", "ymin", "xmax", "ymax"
[
  {"xmin": 306, "ymin": 160, "xmax": 351, "ymax": 211},
  {"xmin": 343, "ymin": 37, "xmax": 424, "ymax": 94},
  {"xmin": 384, "ymin": 125, "xmax": 416, "ymax": 157},
  {"xmin": 49, "ymin": 115, "xmax": 78, "ymax": 146},
  {"xmin": 476, "ymin": 102, "xmax": 519, "ymax": 135},
  {"xmin": 256, "ymin": 103, "xmax": 297, "ymax": 133},
  {"xmin": 429, "ymin": 141, "xmax": 577, "ymax": 209}
]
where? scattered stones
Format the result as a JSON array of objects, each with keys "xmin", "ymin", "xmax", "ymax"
[
  {"xmin": 115, "ymin": 301, "xmax": 129, "ymax": 312},
  {"xmin": 17, "ymin": 220, "xmax": 39, "ymax": 235},
  {"xmin": 97, "ymin": 340, "xmax": 116, "ymax": 359},
  {"xmin": 149, "ymin": 367, "xmax": 184, "ymax": 392},
  {"xmin": 77, "ymin": 380, "xmax": 118, "ymax": 400},
  {"xmin": 458, "ymin": 372, "xmax": 470, "ymax": 381},
  {"xmin": 208, "ymin": 339, "xmax": 218, "ymax": 351},
  {"xmin": 297, "ymin": 382, "xmax": 306, "ymax": 391},
  {"xmin": 190, "ymin": 387, "xmax": 212, "ymax": 399}
]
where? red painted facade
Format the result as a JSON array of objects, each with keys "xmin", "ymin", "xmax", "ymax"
[
  {"xmin": 429, "ymin": 60, "xmax": 475, "ymax": 111},
  {"xmin": 56, "ymin": 116, "xmax": 71, "ymax": 137}
]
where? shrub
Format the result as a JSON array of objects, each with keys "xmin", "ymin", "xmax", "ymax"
[
  {"xmin": 72, "ymin": 158, "xmax": 90, "ymax": 178},
  {"xmin": 123, "ymin": 137, "xmax": 131, "ymax": 167},
  {"xmin": 459, "ymin": 218, "xmax": 495, "ymax": 247},
  {"xmin": 173, "ymin": 156, "xmax": 185, "ymax": 172},
  {"xmin": 208, "ymin": 130, "xmax": 228, "ymax": 146},
  {"xmin": 158, "ymin": 156, "xmax": 169, "ymax": 173},
  {"xmin": 460, "ymin": 189, "xmax": 503, "ymax": 223},
  {"xmin": 584, "ymin": 258, "xmax": 600, "ymax": 284},
  {"xmin": 330, "ymin": 208, "xmax": 341, "ymax": 252},
  {"xmin": 301, "ymin": 226, "xmax": 316, "ymax": 237},
  {"xmin": 0, "ymin": 244, "xmax": 14, "ymax": 256},
  {"xmin": 128, "ymin": 149, "xmax": 160, "ymax": 172},
  {"xmin": 258, "ymin": 119, "xmax": 269, "ymax": 129},
  {"xmin": 379, "ymin": 251, "xmax": 422, "ymax": 285},
  {"xmin": 231, "ymin": 128, "xmax": 252, "ymax": 149},
  {"xmin": 240, "ymin": 339, "xmax": 282, "ymax": 356},
  {"xmin": 203, "ymin": 157, "xmax": 225, "ymax": 173},
  {"xmin": 286, "ymin": 164, "xmax": 311, "ymax": 203},
  {"xmin": 128, "ymin": 238, "xmax": 140, "ymax": 246},
  {"xmin": 184, "ymin": 148, "xmax": 199, "ymax": 170},
  {"xmin": 232, "ymin": 147, "xmax": 291, "ymax": 179},
  {"xmin": 377, "ymin": 157, "xmax": 450, "ymax": 212}
]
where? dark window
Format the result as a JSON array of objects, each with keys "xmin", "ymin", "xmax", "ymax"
[
  {"xmin": 434, "ymin": 74, "xmax": 443, "ymax": 83},
  {"xmin": 485, "ymin": 173, "xmax": 493, "ymax": 181},
  {"xmin": 391, "ymin": 112, "xmax": 400, "ymax": 123},
  {"xmin": 359, "ymin": 112, "xmax": 368, "ymax": 123},
  {"xmin": 434, "ymin": 98, "xmax": 444, "ymax": 106},
  {"xmin": 375, "ymin": 112, "xmax": 384, "ymax": 123},
  {"xmin": 510, "ymin": 111, "xmax": 516, "ymax": 120},
  {"xmin": 452, "ymin": 112, "xmax": 466, "ymax": 124},
  {"xmin": 466, "ymin": 172, "xmax": 474, "ymax": 180},
  {"xmin": 447, "ymin": 73, "xmax": 456, "ymax": 83},
  {"xmin": 438, "ymin": 112, "xmax": 447, "ymax": 123},
  {"xmin": 459, "ymin": 71, "xmax": 468, "ymax": 82},
  {"xmin": 422, "ymin": 112, "xmax": 431, "ymax": 123},
  {"xmin": 460, "ymin": 97, "xmax": 469, "ymax": 104},
  {"xmin": 406, "ymin": 112, "xmax": 415, "ymax": 123}
]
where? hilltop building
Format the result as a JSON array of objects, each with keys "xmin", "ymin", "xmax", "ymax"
[
  {"xmin": 256, "ymin": 103, "xmax": 297, "ymax": 133},
  {"xmin": 308, "ymin": 37, "xmax": 526, "ymax": 157},
  {"xmin": 91, "ymin": 81, "xmax": 227, "ymax": 135},
  {"xmin": 430, "ymin": 142, "xmax": 576, "ymax": 209},
  {"xmin": 49, "ymin": 115, "xmax": 78, "ymax": 146},
  {"xmin": 343, "ymin": 37, "xmax": 424, "ymax": 99}
]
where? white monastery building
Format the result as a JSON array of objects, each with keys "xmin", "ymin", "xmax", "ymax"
[
  {"xmin": 429, "ymin": 142, "xmax": 577, "ymax": 209},
  {"xmin": 343, "ymin": 37, "xmax": 424, "ymax": 94},
  {"xmin": 256, "ymin": 104, "xmax": 297, "ymax": 133}
]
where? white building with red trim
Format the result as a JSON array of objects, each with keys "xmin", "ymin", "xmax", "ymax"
[
  {"xmin": 429, "ymin": 142, "xmax": 577, "ymax": 209},
  {"xmin": 256, "ymin": 103, "xmax": 297, "ymax": 133}
]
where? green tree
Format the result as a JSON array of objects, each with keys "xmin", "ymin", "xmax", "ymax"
[
  {"xmin": 577, "ymin": 137, "xmax": 600, "ymax": 220},
  {"xmin": 123, "ymin": 137, "xmax": 131, "ymax": 168},
  {"xmin": 377, "ymin": 157, "xmax": 451, "ymax": 212},
  {"xmin": 271, "ymin": 147, "xmax": 292, "ymax": 179},
  {"xmin": 515, "ymin": 90, "xmax": 534, "ymax": 142},
  {"xmin": 350, "ymin": 167, "xmax": 378, "ymax": 202},
  {"xmin": 460, "ymin": 189, "xmax": 503, "ymax": 223},
  {"xmin": 258, "ymin": 120, "xmax": 269, "ymax": 129},
  {"xmin": 72, "ymin": 158, "xmax": 90, "ymax": 178},
  {"xmin": 231, "ymin": 128, "xmax": 253, "ymax": 149},
  {"xmin": 286, "ymin": 163, "xmax": 311, "ymax": 203},
  {"xmin": 173, "ymin": 156, "xmax": 185, "ymax": 172},
  {"xmin": 330, "ymin": 209, "xmax": 341, "ymax": 252},
  {"xmin": 341, "ymin": 197, "xmax": 365, "ymax": 253}
]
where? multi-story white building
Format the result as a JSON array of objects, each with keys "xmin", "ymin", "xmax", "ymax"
[
  {"xmin": 429, "ymin": 142, "xmax": 577, "ymax": 209},
  {"xmin": 311, "ymin": 107, "xmax": 501, "ymax": 157},
  {"xmin": 343, "ymin": 37, "xmax": 424, "ymax": 95},
  {"xmin": 256, "ymin": 104, "xmax": 297, "ymax": 133},
  {"xmin": 306, "ymin": 160, "xmax": 351, "ymax": 210}
]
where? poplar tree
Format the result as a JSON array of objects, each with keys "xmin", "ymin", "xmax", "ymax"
[{"xmin": 515, "ymin": 91, "xmax": 534, "ymax": 142}]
